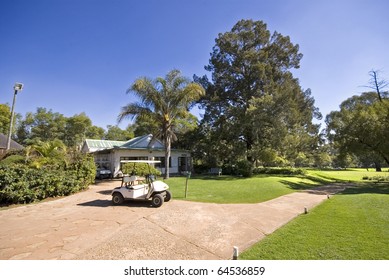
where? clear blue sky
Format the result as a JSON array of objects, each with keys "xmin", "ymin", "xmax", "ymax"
[{"xmin": 1, "ymin": 0, "xmax": 388, "ymax": 130}]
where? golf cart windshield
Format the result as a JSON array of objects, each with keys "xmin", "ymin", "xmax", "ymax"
[{"xmin": 120, "ymin": 160, "xmax": 161, "ymax": 164}]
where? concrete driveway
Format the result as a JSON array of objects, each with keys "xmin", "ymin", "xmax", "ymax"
[{"xmin": 0, "ymin": 180, "xmax": 334, "ymax": 260}]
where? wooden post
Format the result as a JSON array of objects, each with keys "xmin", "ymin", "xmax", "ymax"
[
  {"xmin": 184, "ymin": 171, "xmax": 191, "ymax": 198},
  {"xmin": 233, "ymin": 246, "xmax": 239, "ymax": 260},
  {"xmin": 185, "ymin": 176, "xmax": 189, "ymax": 198}
]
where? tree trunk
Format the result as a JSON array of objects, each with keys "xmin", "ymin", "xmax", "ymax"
[
  {"xmin": 370, "ymin": 70, "xmax": 383, "ymax": 102},
  {"xmin": 374, "ymin": 162, "xmax": 382, "ymax": 172},
  {"xmin": 164, "ymin": 136, "xmax": 171, "ymax": 179},
  {"xmin": 245, "ymin": 135, "xmax": 254, "ymax": 163},
  {"xmin": 382, "ymin": 155, "xmax": 389, "ymax": 167}
]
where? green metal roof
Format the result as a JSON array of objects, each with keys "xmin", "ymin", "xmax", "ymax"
[
  {"xmin": 84, "ymin": 134, "xmax": 164, "ymax": 151},
  {"xmin": 119, "ymin": 134, "xmax": 164, "ymax": 149},
  {"xmin": 84, "ymin": 139, "xmax": 125, "ymax": 149},
  {"xmin": 84, "ymin": 134, "xmax": 189, "ymax": 153}
]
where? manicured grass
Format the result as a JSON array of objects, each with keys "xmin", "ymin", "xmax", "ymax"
[
  {"xmin": 165, "ymin": 175, "xmax": 308, "ymax": 204},
  {"xmin": 306, "ymin": 169, "xmax": 379, "ymax": 183},
  {"xmin": 165, "ymin": 170, "xmax": 388, "ymax": 259},
  {"xmin": 164, "ymin": 169, "xmax": 388, "ymax": 204},
  {"xmin": 240, "ymin": 183, "xmax": 389, "ymax": 259}
]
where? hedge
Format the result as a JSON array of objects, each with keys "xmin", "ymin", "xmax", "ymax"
[
  {"xmin": 253, "ymin": 167, "xmax": 307, "ymax": 175},
  {"xmin": 0, "ymin": 154, "xmax": 96, "ymax": 205},
  {"xmin": 121, "ymin": 162, "xmax": 161, "ymax": 177}
]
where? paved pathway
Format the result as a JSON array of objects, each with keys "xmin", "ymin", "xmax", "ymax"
[{"xmin": 0, "ymin": 181, "xmax": 342, "ymax": 260}]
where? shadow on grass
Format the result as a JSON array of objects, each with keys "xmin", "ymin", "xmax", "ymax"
[
  {"xmin": 277, "ymin": 173, "xmax": 339, "ymax": 190},
  {"xmin": 306, "ymin": 174, "xmax": 353, "ymax": 184},
  {"xmin": 281, "ymin": 178, "xmax": 389, "ymax": 195},
  {"xmin": 279, "ymin": 179, "xmax": 318, "ymax": 190},
  {"xmin": 191, "ymin": 174, "xmax": 306, "ymax": 181},
  {"xmin": 190, "ymin": 175, "xmax": 241, "ymax": 181},
  {"xmin": 339, "ymin": 183, "xmax": 389, "ymax": 195}
]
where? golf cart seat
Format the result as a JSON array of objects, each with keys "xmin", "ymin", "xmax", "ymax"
[{"xmin": 121, "ymin": 175, "xmax": 138, "ymax": 187}]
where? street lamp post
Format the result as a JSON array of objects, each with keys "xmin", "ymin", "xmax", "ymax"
[{"xmin": 6, "ymin": 82, "xmax": 23, "ymax": 151}]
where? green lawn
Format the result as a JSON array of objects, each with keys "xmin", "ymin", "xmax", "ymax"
[
  {"xmin": 165, "ymin": 175, "xmax": 299, "ymax": 203},
  {"xmin": 165, "ymin": 169, "xmax": 389, "ymax": 259},
  {"xmin": 306, "ymin": 169, "xmax": 380, "ymax": 183},
  {"xmin": 240, "ymin": 183, "xmax": 389, "ymax": 259},
  {"xmin": 164, "ymin": 169, "xmax": 385, "ymax": 204}
]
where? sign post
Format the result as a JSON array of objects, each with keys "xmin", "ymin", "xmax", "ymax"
[{"xmin": 184, "ymin": 171, "xmax": 191, "ymax": 198}]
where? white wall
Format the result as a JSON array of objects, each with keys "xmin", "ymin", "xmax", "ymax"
[
  {"xmin": 93, "ymin": 149, "xmax": 191, "ymax": 177},
  {"xmin": 111, "ymin": 149, "xmax": 190, "ymax": 176}
]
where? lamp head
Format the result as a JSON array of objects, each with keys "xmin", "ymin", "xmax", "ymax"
[{"xmin": 14, "ymin": 82, "xmax": 24, "ymax": 91}]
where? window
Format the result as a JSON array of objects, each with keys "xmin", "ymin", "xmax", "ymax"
[
  {"xmin": 119, "ymin": 157, "xmax": 148, "ymax": 170},
  {"xmin": 154, "ymin": 157, "xmax": 171, "ymax": 168},
  {"xmin": 179, "ymin": 157, "xmax": 191, "ymax": 172},
  {"xmin": 120, "ymin": 157, "xmax": 148, "ymax": 161}
]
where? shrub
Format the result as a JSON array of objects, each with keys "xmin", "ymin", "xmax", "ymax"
[
  {"xmin": 122, "ymin": 162, "xmax": 161, "ymax": 176},
  {"xmin": 253, "ymin": 167, "xmax": 307, "ymax": 176},
  {"xmin": 362, "ymin": 175, "xmax": 389, "ymax": 182},
  {"xmin": 221, "ymin": 160, "xmax": 253, "ymax": 177},
  {"xmin": 236, "ymin": 160, "xmax": 253, "ymax": 177},
  {"xmin": 67, "ymin": 153, "xmax": 96, "ymax": 186},
  {"xmin": 0, "ymin": 155, "xmax": 26, "ymax": 166},
  {"xmin": 0, "ymin": 153, "xmax": 96, "ymax": 205},
  {"xmin": 192, "ymin": 163, "xmax": 210, "ymax": 175}
]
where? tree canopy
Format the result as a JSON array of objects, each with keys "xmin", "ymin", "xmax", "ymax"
[
  {"xmin": 104, "ymin": 125, "xmax": 134, "ymax": 141},
  {"xmin": 118, "ymin": 69, "xmax": 205, "ymax": 178},
  {"xmin": 0, "ymin": 103, "xmax": 22, "ymax": 137},
  {"xmin": 0, "ymin": 104, "xmax": 11, "ymax": 135},
  {"xmin": 326, "ymin": 91, "xmax": 389, "ymax": 170},
  {"xmin": 15, "ymin": 108, "xmax": 105, "ymax": 147},
  {"xmin": 196, "ymin": 19, "xmax": 321, "ymax": 168}
]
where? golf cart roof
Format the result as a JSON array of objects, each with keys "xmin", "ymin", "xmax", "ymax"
[{"xmin": 120, "ymin": 160, "xmax": 161, "ymax": 164}]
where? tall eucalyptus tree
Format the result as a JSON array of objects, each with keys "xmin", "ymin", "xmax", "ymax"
[{"xmin": 198, "ymin": 19, "xmax": 321, "ymax": 167}]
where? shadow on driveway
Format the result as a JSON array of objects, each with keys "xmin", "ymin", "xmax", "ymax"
[{"xmin": 77, "ymin": 199, "xmax": 154, "ymax": 208}]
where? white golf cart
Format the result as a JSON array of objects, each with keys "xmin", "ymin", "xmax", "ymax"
[{"xmin": 111, "ymin": 160, "xmax": 171, "ymax": 207}]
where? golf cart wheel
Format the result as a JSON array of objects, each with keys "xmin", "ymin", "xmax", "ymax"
[
  {"xmin": 112, "ymin": 193, "xmax": 124, "ymax": 205},
  {"xmin": 164, "ymin": 190, "xmax": 172, "ymax": 202},
  {"xmin": 152, "ymin": 194, "xmax": 164, "ymax": 207}
]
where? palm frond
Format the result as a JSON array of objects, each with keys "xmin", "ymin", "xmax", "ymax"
[
  {"xmin": 128, "ymin": 77, "xmax": 159, "ymax": 108},
  {"xmin": 117, "ymin": 103, "xmax": 152, "ymax": 123},
  {"xmin": 120, "ymin": 70, "xmax": 204, "ymax": 141}
]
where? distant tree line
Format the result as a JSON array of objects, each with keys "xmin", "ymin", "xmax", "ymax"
[{"xmin": 0, "ymin": 106, "xmax": 136, "ymax": 147}]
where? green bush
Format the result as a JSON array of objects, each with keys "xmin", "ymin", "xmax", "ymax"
[
  {"xmin": 192, "ymin": 163, "xmax": 210, "ymax": 175},
  {"xmin": 67, "ymin": 153, "xmax": 96, "ymax": 186},
  {"xmin": 236, "ymin": 160, "xmax": 253, "ymax": 177},
  {"xmin": 0, "ymin": 153, "xmax": 96, "ymax": 205},
  {"xmin": 0, "ymin": 155, "xmax": 26, "ymax": 166},
  {"xmin": 222, "ymin": 160, "xmax": 253, "ymax": 177},
  {"xmin": 122, "ymin": 162, "xmax": 161, "ymax": 177},
  {"xmin": 253, "ymin": 167, "xmax": 307, "ymax": 176},
  {"xmin": 362, "ymin": 175, "xmax": 389, "ymax": 182}
]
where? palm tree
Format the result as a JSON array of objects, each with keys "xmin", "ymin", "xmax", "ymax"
[
  {"xmin": 118, "ymin": 69, "xmax": 205, "ymax": 178},
  {"xmin": 26, "ymin": 139, "xmax": 68, "ymax": 168}
]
